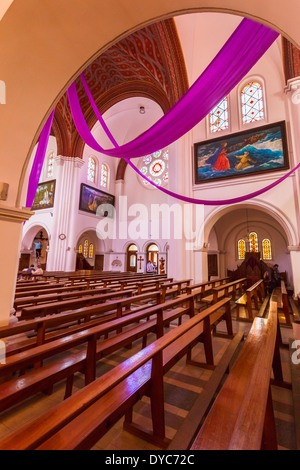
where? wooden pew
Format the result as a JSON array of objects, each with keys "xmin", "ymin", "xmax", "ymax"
[
  {"xmin": 189, "ymin": 300, "xmax": 284, "ymax": 450},
  {"xmin": 0, "ymin": 294, "xmax": 197, "ymax": 416},
  {"xmin": 14, "ymin": 283, "xmax": 108, "ymax": 300},
  {"xmin": 18, "ymin": 289, "xmax": 135, "ymax": 320},
  {"xmin": 186, "ymin": 277, "xmax": 229, "ymax": 302},
  {"xmin": 2, "ymin": 291, "xmax": 163, "ymax": 356},
  {"xmin": 201, "ymin": 278, "xmax": 247, "ymax": 305},
  {"xmin": 235, "ymin": 279, "xmax": 265, "ymax": 321},
  {"xmin": 13, "ymin": 287, "xmax": 115, "ymax": 311},
  {"xmin": 0, "ymin": 297, "xmax": 233, "ymax": 450},
  {"xmin": 134, "ymin": 278, "xmax": 173, "ymax": 295},
  {"xmin": 272, "ymin": 281, "xmax": 291, "ymax": 326},
  {"xmin": 161, "ymin": 279, "xmax": 192, "ymax": 302}
]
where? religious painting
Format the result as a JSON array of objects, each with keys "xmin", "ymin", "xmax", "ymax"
[
  {"xmin": 31, "ymin": 180, "xmax": 56, "ymax": 210},
  {"xmin": 79, "ymin": 183, "xmax": 115, "ymax": 218},
  {"xmin": 194, "ymin": 121, "xmax": 289, "ymax": 184}
]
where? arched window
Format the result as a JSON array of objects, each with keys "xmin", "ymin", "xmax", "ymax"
[
  {"xmin": 47, "ymin": 152, "xmax": 54, "ymax": 178},
  {"xmin": 238, "ymin": 239, "xmax": 246, "ymax": 260},
  {"xmin": 138, "ymin": 148, "xmax": 169, "ymax": 189},
  {"xmin": 87, "ymin": 156, "xmax": 96, "ymax": 183},
  {"xmin": 249, "ymin": 232, "xmax": 259, "ymax": 253},
  {"xmin": 209, "ymin": 96, "xmax": 229, "ymax": 133},
  {"xmin": 262, "ymin": 239, "xmax": 272, "ymax": 260},
  {"xmin": 78, "ymin": 244, "xmax": 83, "ymax": 254},
  {"xmin": 241, "ymin": 81, "xmax": 264, "ymax": 124},
  {"xmin": 100, "ymin": 163, "xmax": 109, "ymax": 188},
  {"xmin": 126, "ymin": 244, "xmax": 138, "ymax": 272},
  {"xmin": 83, "ymin": 239, "xmax": 89, "ymax": 258},
  {"xmin": 89, "ymin": 243, "xmax": 94, "ymax": 259},
  {"xmin": 146, "ymin": 243, "xmax": 159, "ymax": 265}
]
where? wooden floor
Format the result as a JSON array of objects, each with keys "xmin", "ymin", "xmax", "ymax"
[{"xmin": 0, "ymin": 304, "xmax": 297, "ymax": 451}]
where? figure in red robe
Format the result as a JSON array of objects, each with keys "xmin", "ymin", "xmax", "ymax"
[{"xmin": 212, "ymin": 142, "xmax": 230, "ymax": 171}]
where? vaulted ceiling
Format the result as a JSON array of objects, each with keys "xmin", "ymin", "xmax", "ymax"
[{"xmin": 52, "ymin": 18, "xmax": 189, "ymax": 159}]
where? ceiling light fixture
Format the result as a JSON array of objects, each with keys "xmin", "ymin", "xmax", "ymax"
[{"xmin": 139, "ymin": 106, "xmax": 145, "ymax": 114}]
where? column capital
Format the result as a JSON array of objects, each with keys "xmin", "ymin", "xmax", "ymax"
[
  {"xmin": 54, "ymin": 155, "xmax": 85, "ymax": 168},
  {"xmin": 288, "ymin": 245, "xmax": 300, "ymax": 251},
  {"xmin": 0, "ymin": 204, "xmax": 34, "ymax": 223},
  {"xmin": 284, "ymin": 77, "xmax": 300, "ymax": 104}
]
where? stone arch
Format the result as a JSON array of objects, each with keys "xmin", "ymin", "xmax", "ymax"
[{"xmin": 4, "ymin": 3, "xmax": 296, "ymax": 208}]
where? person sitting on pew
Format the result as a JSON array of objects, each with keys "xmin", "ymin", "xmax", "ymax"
[{"xmin": 32, "ymin": 264, "xmax": 44, "ymax": 279}]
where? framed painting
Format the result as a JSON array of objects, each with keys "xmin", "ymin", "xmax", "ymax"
[
  {"xmin": 79, "ymin": 183, "xmax": 115, "ymax": 218},
  {"xmin": 31, "ymin": 180, "xmax": 56, "ymax": 210},
  {"xmin": 194, "ymin": 121, "xmax": 289, "ymax": 184}
]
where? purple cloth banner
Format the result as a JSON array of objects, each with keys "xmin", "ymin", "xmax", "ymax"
[
  {"xmin": 67, "ymin": 18, "xmax": 279, "ymax": 160},
  {"xmin": 67, "ymin": 17, "xmax": 293, "ymax": 205},
  {"xmin": 125, "ymin": 157, "xmax": 300, "ymax": 205},
  {"xmin": 26, "ymin": 110, "xmax": 55, "ymax": 208}
]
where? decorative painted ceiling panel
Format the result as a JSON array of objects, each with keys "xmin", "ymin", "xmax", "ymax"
[{"xmin": 53, "ymin": 18, "xmax": 189, "ymax": 157}]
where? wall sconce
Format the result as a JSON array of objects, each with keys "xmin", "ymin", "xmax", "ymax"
[{"xmin": 203, "ymin": 242, "xmax": 210, "ymax": 249}]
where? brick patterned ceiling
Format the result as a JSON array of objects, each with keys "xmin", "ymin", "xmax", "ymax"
[{"xmin": 52, "ymin": 18, "xmax": 189, "ymax": 158}]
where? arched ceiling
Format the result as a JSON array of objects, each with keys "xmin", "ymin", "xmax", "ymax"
[{"xmin": 52, "ymin": 18, "xmax": 189, "ymax": 159}]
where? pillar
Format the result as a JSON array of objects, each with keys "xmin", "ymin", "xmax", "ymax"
[
  {"xmin": 0, "ymin": 205, "xmax": 33, "ymax": 325},
  {"xmin": 46, "ymin": 155, "xmax": 84, "ymax": 272}
]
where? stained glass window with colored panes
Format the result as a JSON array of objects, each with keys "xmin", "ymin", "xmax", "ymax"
[
  {"xmin": 238, "ymin": 239, "xmax": 246, "ymax": 260},
  {"xmin": 89, "ymin": 243, "xmax": 94, "ymax": 259},
  {"xmin": 78, "ymin": 244, "xmax": 83, "ymax": 254},
  {"xmin": 139, "ymin": 148, "xmax": 169, "ymax": 189},
  {"xmin": 241, "ymin": 82, "xmax": 264, "ymax": 124},
  {"xmin": 209, "ymin": 96, "xmax": 229, "ymax": 133},
  {"xmin": 47, "ymin": 152, "xmax": 54, "ymax": 178},
  {"xmin": 101, "ymin": 164, "xmax": 109, "ymax": 188},
  {"xmin": 262, "ymin": 239, "xmax": 272, "ymax": 260},
  {"xmin": 87, "ymin": 157, "xmax": 96, "ymax": 183},
  {"xmin": 249, "ymin": 232, "xmax": 258, "ymax": 252},
  {"xmin": 83, "ymin": 240, "xmax": 89, "ymax": 258}
]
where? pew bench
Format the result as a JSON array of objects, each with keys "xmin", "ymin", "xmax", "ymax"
[
  {"xmin": 161, "ymin": 279, "xmax": 192, "ymax": 302},
  {"xmin": 18, "ymin": 289, "xmax": 136, "ymax": 321},
  {"xmin": 272, "ymin": 281, "xmax": 291, "ymax": 326},
  {"xmin": 14, "ymin": 286, "xmax": 114, "ymax": 311},
  {"xmin": 2, "ymin": 291, "xmax": 163, "ymax": 357},
  {"xmin": 201, "ymin": 278, "xmax": 247, "ymax": 305},
  {"xmin": 0, "ymin": 294, "xmax": 197, "ymax": 416},
  {"xmin": 189, "ymin": 299, "xmax": 284, "ymax": 450},
  {"xmin": 0, "ymin": 297, "xmax": 233, "ymax": 450},
  {"xmin": 235, "ymin": 279, "xmax": 265, "ymax": 321}
]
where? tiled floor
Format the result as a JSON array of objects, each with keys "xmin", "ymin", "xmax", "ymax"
[{"xmin": 0, "ymin": 302, "xmax": 298, "ymax": 450}]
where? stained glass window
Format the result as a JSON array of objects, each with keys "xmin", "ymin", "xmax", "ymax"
[
  {"xmin": 78, "ymin": 244, "xmax": 83, "ymax": 254},
  {"xmin": 87, "ymin": 156, "xmax": 96, "ymax": 183},
  {"xmin": 101, "ymin": 163, "xmax": 109, "ymax": 188},
  {"xmin": 83, "ymin": 239, "xmax": 89, "ymax": 258},
  {"xmin": 138, "ymin": 148, "xmax": 169, "ymax": 189},
  {"xmin": 47, "ymin": 152, "xmax": 54, "ymax": 178},
  {"xmin": 238, "ymin": 239, "xmax": 246, "ymax": 260},
  {"xmin": 209, "ymin": 96, "xmax": 229, "ymax": 133},
  {"xmin": 89, "ymin": 243, "xmax": 94, "ymax": 259},
  {"xmin": 249, "ymin": 232, "xmax": 259, "ymax": 252},
  {"xmin": 241, "ymin": 81, "xmax": 264, "ymax": 124},
  {"xmin": 262, "ymin": 239, "xmax": 272, "ymax": 260}
]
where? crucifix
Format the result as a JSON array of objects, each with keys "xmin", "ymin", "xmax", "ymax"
[{"xmin": 138, "ymin": 256, "xmax": 143, "ymax": 270}]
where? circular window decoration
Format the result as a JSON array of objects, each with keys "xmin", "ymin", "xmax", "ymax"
[{"xmin": 138, "ymin": 148, "xmax": 169, "ymax": 189}]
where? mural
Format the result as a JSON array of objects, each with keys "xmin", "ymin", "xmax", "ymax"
[{"xmin": 194, "ymin": 121, "xmax": 289, "ymax": 184}]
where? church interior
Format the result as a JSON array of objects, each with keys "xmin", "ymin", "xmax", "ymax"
[{"xmin": 1, "ymin": 0, "xmax": 300, "ymax": 451}]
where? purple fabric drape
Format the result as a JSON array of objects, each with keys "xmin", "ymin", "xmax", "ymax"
[
  {"xmin": 68, "ymin": 17, "xmax": 294, "ymax": 205},
  {"xmin": 26, "ymin": 110, "xmax": 55, "ymax": 208},
  {"xmin": 67, "ymin": 18, "xmax": 279, "ymax": 160}
]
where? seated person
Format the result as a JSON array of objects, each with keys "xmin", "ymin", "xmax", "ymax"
[{"xmin": 32, "ymin": 264, "xmax": 44, "ymax": 276}]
